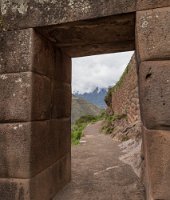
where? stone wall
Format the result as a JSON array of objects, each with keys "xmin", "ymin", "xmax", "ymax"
[
  {"xmin": 111, "ymin": 55, "xmax": 140, "ymax": 123},
  {"xmin": 0, "ymin": 28, "xmax": 71, "ymax": 200}
]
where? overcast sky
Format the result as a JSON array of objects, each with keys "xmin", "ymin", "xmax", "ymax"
[{"xmin": 72, "ymin": 51, "xmax": 134, "ymax": 94}]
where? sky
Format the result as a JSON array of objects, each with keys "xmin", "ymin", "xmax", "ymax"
[{"xmin": 72, "ymin": 51, "xmax": 134, "ymax": 94}]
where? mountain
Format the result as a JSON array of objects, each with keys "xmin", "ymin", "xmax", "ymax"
[
  {"xmin": 74, "ymin": 87, "xmax": 107, "ymax": 108},
  {"xmin": 72, "ymin": 95, "xmax": 101, "ymax": 124}
]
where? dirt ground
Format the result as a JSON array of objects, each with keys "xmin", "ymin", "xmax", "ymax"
[{"xmin": 54, "ymin": 121, "xmax": 145, "ymax": 200}]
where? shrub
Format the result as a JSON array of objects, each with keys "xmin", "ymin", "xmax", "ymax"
[
  {"xmin": 71, "ymin": 113, "xmax": 105, "ymax": 145},
  {"xmin": 101, "ymin": 113, "xmax": 127, "ymax": 135}
]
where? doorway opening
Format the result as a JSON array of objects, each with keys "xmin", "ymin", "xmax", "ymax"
[
  {"xmin": 53, "ymin": 50, "xmax": 145, "ymax": 199},
  {"xmin": 35, "ymin": 11, "xmax": 145, "ymax": 199}
]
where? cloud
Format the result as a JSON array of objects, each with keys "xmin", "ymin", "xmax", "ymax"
[{"xmin": 72, "ymin": 51, "xmax": 134, "ymax": 94}]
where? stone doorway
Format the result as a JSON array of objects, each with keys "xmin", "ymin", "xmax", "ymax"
[{"xmin": 0, "ymin": 1, "xmax": 170, "ymax": 199}]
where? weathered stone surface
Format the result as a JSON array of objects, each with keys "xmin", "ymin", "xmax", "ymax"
[
  {"xmin": 31, "ymin": 153, "xmax": 71, "ymax": 200},
  {"xmin": 0, "ymin": 29, "xmax": 32, "ymax": 74},
  {"xmin": 0, "ymin": 153, "xmax": 71, "ymax": 200},
  {"xmin": 0, "ymin": 72, "xmax": 51, "ymax": 122},
  {"xmin": 0, "ymin": 119, "xmax": 70, "ymax": 178},
  {"xmin": 31, "ymin": 74, "xmax": 51, "ymax": 120},
  {"xmin": 0, "ymin": 178, "xmax": 30, "ymax": 200},
  {"xmin": 31, "ymin": 118, "xmax": 71, "ymax": 176},
  {"xmin": 32, "ymin": 30, "xmax": 56, "ymax": 78},
  {"xmin": 0, "ymin": 122, "xmax": 31, "ymax": 178},
  {"xmin": 52, "ymin": 83, "xmax": 71, "ymax": 118},
  {"xmin": 63, "ymin": 40, "xmax": 135, "ymax": 57},
  {"xmin": 137, "ymin": 0, "xmax": 170, "ymax": 10},
  {"xmin": 38, "ymin": 13, "xmax": 135, "ymax": 57},
  {"xmin": 1, "ymin": 0, "xmax": 136, "ymax": 31},
  {"xmin": 136, "ymin": 7, "xmax": 170, "ymax": 61},
  {"xmin": 143, "ymin": 128, "xmax": 170, "ymax": 200},
  {"xmin": 0, "ymin": 29, "xmax": 56, "ymax": 77},
  {"xmin": 139, "ymin": 61, "xmax": 170, "ymax": 130},
  {"xmin": 50, "ymin": 119, "xmax": 71, "ymax": 159},
  {"xmin": 55, "ymin": 50, "xmax": 71, "ymax": 84},
  {"xmin": 111, "ymin": 55, "xmax": 140, "ymax": 124},
  {"xmin": 0, "ymin": 119, "xmax": 71, "ymax": 178}
]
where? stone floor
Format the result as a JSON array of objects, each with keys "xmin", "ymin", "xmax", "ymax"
[{"xmin": 54, "ymin": 121, "xmax": 145, "ymax": 200}]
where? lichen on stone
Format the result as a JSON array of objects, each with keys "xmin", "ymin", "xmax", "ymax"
[{"xmin": 1, "ymin": 0, "xmax": 29, "ymax": 15}]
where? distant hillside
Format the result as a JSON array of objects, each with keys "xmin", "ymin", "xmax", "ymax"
[
  {"xmin": 72, "ymin": 95, "xmax": 101, "ymax": 124},
  {"xmin": 74, "ymin": 87, "xmax": 107, "ymax": 108}
]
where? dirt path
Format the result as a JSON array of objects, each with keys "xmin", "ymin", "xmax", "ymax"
[{"xmin": 54, "ymin": 121, "xmax": 145, "ymax": 200}]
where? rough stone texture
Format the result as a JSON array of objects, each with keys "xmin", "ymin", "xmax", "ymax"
[
  {"xmin": 0, "ymin": 119, "xmax": 70, "ymax": 179},
  {"xmin": 50, "ymin": 119, "xmax": 71, "ymax": 159},
  {"xmin": 52, "ymin": 83, "xmax": 71, "ymax": 118},
  {"xmin": 30, "ymin": 153, "xmax": 71, "ymax": 200},
  {"xmin": 0, "ymin": 0, "xmax": 136, "ymax": 31},
  {"xmin": 0, "ymin": 122, "xmax": 31, "ymax": 178},
  {"xmin": 55, "ymin": 50, "xmax": 71, "ymax": 84},
  {"xmin": 136, "ymin": 7, "xmax": 170, "ymax": 62},
  {"xmin": 0, "ymin": 178, "xmax": 30, "ymax": 200},
  {"xmin": 111, "ymin": 55, "xmax": 140, "ymax": 124},
  {"xmin": 0, "ymin": 29, "xmax": 56, "ymax": 76},
  {"xmin": 0, "ymin": 27, "xmax": 72, "ymax": 199},
  {"xmin": 0, "ymin": 153, "xmax": 71, "ymax": 200},
  {"xmin": 139, "ymin": 61, "xmax": 170, "ymax": 130},
  {"xmin": 0, "ymin": 1, "xmax": 169, "ymax": 199},
  {"xmin": 143, "ymin": 128, "xmax": 170, "ymax": 200},
  {"xmin": 0, "ymin": 72, "xmax": 51, "ymax": 122},
  {"xmin": 137, "ymin": 0, "xmax": 170, "ymax": 10},
  {"xmin": 32, "ymin": 30, "xmax": 56, "ymax": 78},
  {"xmin": 38, "ymin": 13, "xmax": 135, "ymax": 57},
  {"xmin": 63, "ymin": 40, "xmax": 135, "ymax": 58}
]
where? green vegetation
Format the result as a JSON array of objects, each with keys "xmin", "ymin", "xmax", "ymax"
[
  {"xmin": 101, "ymin": 113, "xmax": 127, "ymax": 135},
  {"xmin": 71, "ymin": 112, "xmax": 127, "ymax": 144},
  {"xmin": 72, "ymin": 95, "xmax": 101, "ymax": 124},
  {"xmin": 71, "ymin": 113, "xmax": 104, "ymax": 145},
  {"xmin": 105, "ymin": 63, "xmax": 131, "ymax": 106}
]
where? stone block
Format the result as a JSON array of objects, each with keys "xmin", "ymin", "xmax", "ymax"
[
  {"xmin": 30, "ymin": 153, "xmax": 71, "ymax": 200},
  {"xmin": 32, "ymin": 30, "xmax": 56, "ymax": 78},
  {"xmin": 50, "ymin": 119, "xmax": 71, "ymax": 159},
  {"xmin": 31, "ymin": 118, "xmax": 71, "ymax": 176},
  {"xmin": 0, "ymin": 178, "xmax": 30, "ymax": 200},
  {"xmin": 0, "ymin": 29, "xmax": 55, "ymax": 77},
  {"xmin": 0, "ymin": 72, "xmax": 51, "ymax": 122},
  {"xmin": 137, "ymin": 0, "xmax": 170, "ymax": 10},
  {"xmin": 136, "ymin": 7, "xmax": 170, "ymax": 61},
  {"xmin": 52, "ymin": 82, "xmax": 71, "ymax": 118},
  {"xmin": 139, "ymin": 61, "xmax": 170, "ymax": 130},
  {"xmin": 1, "ymin": 0, "xmax": 135, "ymax": 31},
  {"xmin": 0, "ymin": 119, "xmax": 70, "ymax": 178},
  {"xmin": 0, "ymin": 153, "xmax": 71, "ymax": 200},
  {"xmin": 143, "ymin": 128, "xmax": 170, "ymax": 199},
  {"xmin": 0, "ymin": 29, "xmax": 33, "ymax": 74},
  {"xmin": 32, "ymin": 74, "xmax": 51, "ymax": 120},
  {"xmin": 0, "ymin": 122, "xmax": 31, "ymax": 178},
  {"xmin": 54, "ymin": 50, "xmax": 71, "ymax": 84}
]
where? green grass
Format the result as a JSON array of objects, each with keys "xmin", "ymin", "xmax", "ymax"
[
  {"xmin": 71, "ymin": 113, "xmax": 105, "ymax": 145},
  {"xmin": 101, "ymin": 113, "xmax": 127, "ymax": 135},
  {"xmin": 71, "ymin": 112, "xmax": 127, "ymax": 144}
]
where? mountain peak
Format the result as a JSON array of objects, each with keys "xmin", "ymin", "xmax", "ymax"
[{"xmin": 74, "ymin": 87, "xmax": 107, "ymax": 108}]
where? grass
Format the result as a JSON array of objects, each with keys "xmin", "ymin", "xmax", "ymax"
[
  {"xmin": 101, "ymin": 113, "xmax": 127, "ymax": 135},
  {"xmin": 71, "ymin": 112, "xmax": 127, "ymax": 144},
  {"xmin": 71, "ymin": 113, "xmax": 105, "ymax": 145}
]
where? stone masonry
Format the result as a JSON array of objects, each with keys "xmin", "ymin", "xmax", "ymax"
[
  {"xmin": 0, "ymin": 0, "xmax": 170, "ymax": 199},
  {"xmin": 111, "ymin": 55, "xmax": 140, "ymax": 124},
  {"xmin": 0, "ymin": 29, "xmax": 71, "ymax": 199}
]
